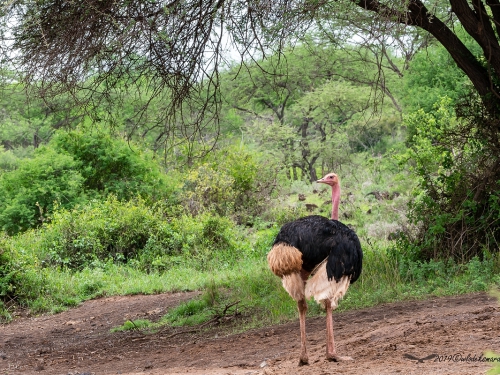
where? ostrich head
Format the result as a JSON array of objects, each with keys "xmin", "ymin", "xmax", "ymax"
[
  {"xmin": 316, "ymin": 172, "xmax": 340, "ymax": 220},
  {"xmin": 316, "ymin": 172, "xmax": 339, "ymax": 187}
]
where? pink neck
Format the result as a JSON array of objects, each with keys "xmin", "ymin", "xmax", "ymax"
[{"xmin": 331, "ymin": 184, "xmax": 340, "ymax": 220}]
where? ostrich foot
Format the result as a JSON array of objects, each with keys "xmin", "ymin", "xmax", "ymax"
[
  {"xmin": 298, "ymin": 357, "xmax": 309, "ymax": 366},
  {"xmin": 326, "ymin": 354, "xmax": 353, "ymax": 362}
]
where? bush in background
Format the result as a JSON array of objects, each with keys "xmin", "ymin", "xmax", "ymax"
[
  {"xmin": 0, "ymin": 148, "xmax": 85, "ymax": 234},
  {"xmin": 182, "ymin": 143, "xmax": 276, "ymax": 225},
  {"xmin": 5, "ymin": 196, "xmax": 249, "ymax": 271},
  {"xmin": 51, "ymin": 129, "xmax": 171, "ymax": 202},
  {"xmin": 0, "ymin": 128, "xmax": 176, "ymax": 235},
  {"xmin": 39, "ymin": 197, "xmax": 161, "ymax": 268},
  {"xmin": 399, "ymin": 97, "xmax": 500, "ymax": 261}
]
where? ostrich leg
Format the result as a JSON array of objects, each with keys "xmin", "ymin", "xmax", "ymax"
[
  {"xmin": 325, "ymin": 299, "xmax": 353, "ymax": 361},
  {"xmin": 297, "ymin": 298, "xmax": 309, "ymax": 365}
]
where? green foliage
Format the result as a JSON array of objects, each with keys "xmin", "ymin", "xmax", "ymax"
[
  {"xmin": 182, "ymin": 142, "xmax": 273, "ymax": 224},
  {"xmin": 39, "ymin": 197, "xmax": 162, "ymax": 268},
  {"xmin": 0, "ymin": 239, "xmax": 16, "ymax": 320},
  {"xmin": 394, "ymin": 253, "xmax": 500, "ymax": 296},
  {"xmin": 0, "ymin": 128, "xmax": 175, "ymax": 234},
  {"xmin": 221, "ymin": 45, "xmax": 328, "ymax": 116},
  {"xmin": 0, "ymin": 197, "xmax": 255, "ymax": 319},
  {"xmin": 0, "ymin": 147, "xmax": 85, "ymax": 234},
  {"xmin": 285, "ymin": 79, "xmax": 372, "ymax": 179},
  {"xmin": 163, "ymin": 298, "xmax": 213, "ymax": 327},
  {"xmin": 222, "ymin": 44, "xmax": 403, "ymax": 181},
  {"xmin": 184, "ymin": 163, "xmax": 236, "ymax": 216},
  {"xmin": 218, "ymin": 108, "xmax": 245, "ymax": 135},
  {"xmin": 0, "ymin": 145, "xmax": 20, "ymax": 172},
  {"xmin": 137, "ymin": 211, "xmax": 243, "ymax": 271},
  {"xmin": 0, "ymin": 84, "xmax": 59, "ymax": 150},
  {"xmin": 399, "ymin": 97, "xmax": 500, "ymax": 260},
  {"xmin": 0, "ymin": 230, "xmax": 59, "ymax": 316},
  {"xmin": 402, "ymin": 44, "xmax": 472, "ymax": 115},
  {"xmin": 1, "ymin": 194, "xmax": 247, "ymax": 272},
  {"xmin": 50, "ymin": 129, "xmax": 170, "ymax": 202}
]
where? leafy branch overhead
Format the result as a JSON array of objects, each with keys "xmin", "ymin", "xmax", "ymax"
[{"xmin": 3, "ymin": 0, "xmax": 500, "ymax": 132}]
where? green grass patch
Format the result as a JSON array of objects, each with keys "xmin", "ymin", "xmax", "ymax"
[
  {"xmin": 111, "ymin": 319, "xmax": 153, "ymax": 332},
  {"xmin": 2, "ymin": 236, "xmax": 500, "ymax": 329},
  {"xmin": 152, "ymin": 248, "xmax": 500, "ymax": 333},
  {"xmin": 163, "ymin": 298, "xmax": 214, "ymax": 327}
]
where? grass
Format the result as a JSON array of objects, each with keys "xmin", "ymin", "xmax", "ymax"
[
  {"xmin": 83, "ymin": 246, "xmax": 500, "ymax": 336},
  {"xmin": 104, "ymin": 248, "xmax": 498, "ymax": 337},
  {"xmin": 111, "ymin": 319, "xmax": 153, "ymax": 332},
  {"xmin": 3, "ymin": 234, "xmax": 500, "ymax": 329}
]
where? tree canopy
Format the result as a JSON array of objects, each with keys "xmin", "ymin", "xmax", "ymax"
[{"xmin": 2, "ymin": 0, "xmax": 499, "ymax": 124}]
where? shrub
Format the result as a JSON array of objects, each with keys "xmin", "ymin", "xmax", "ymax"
[
  {"xmin": 21, "ymin": 196, "xmax": 247, "ymax": 271},
  {"xmin": 0, "ymin": 240, "xmax": 15, "ymax": 302},
  {"xmin": 0, "ymin": 231, "xmax": 51, "ymax": 317},
  {"xmin": 399, "ymin": 97, "xmax": 500, "ymax": 261},
  {"xmin": 0, "ymin": 146, "xmax": 20, "ymax": 173},
  {"xmin": 39, "ymin": 196, "xmax": 162, "ymax": 268},
  {"xmin": 138, "ymin": 212, "xmax": 244, "ymax": 270},
  {"xmin": 181, "ymin": 143, "xmax": 275, "ymax": 224},
  {"xmin": 0, "ymin": 147, "xmax": 85, "ymax": 234},
  {"xmin": 51, "ymin": 129, "xmax": 171, "ymax": 202},
  {"xmin": 184, "ymin": 163, "xmax": 236, "ymax": 216},
  {"xmin": 0, "ymin": 129, "xmax": 178, "ymax": 235}
]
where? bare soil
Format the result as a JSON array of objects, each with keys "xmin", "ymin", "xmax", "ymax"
[{"xmin": 1, "ymin": 292, "xmax": 499, "ymax": 375}]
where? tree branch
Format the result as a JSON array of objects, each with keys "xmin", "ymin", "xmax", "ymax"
[{"xmin": 356, "ymin": 0, "xmax": 498, "ymax": 111}]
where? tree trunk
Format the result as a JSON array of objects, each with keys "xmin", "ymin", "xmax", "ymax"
[
  {"xmin": 357, "ymin": 0, "xmax": 500, "ymax": 118},
  {"xmin": 308, "ymin": 156, "xmax": 319, "ymax": 181}
]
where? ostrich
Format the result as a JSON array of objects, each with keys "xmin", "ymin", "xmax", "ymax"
[{"xmin": 267, "ymin": 172, "xmax": 362, "ymax": 365}]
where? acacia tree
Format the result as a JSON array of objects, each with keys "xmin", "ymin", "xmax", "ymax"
[
  {"xmin": 289, "ymin": 80, "xmax": 374, "ymax": 180},
  {"xmin": 221, "ymin": 45, "xmax": 374, "ymax": 180}
]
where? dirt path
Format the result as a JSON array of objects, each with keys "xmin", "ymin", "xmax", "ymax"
[{"xmin": 1, "ymin": 292, "xmax": 499, "ymax": 375}]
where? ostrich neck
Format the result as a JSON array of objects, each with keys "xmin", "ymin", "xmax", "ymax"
[{"xmin": 331, "ymin": 184, "xmax": 340, "ymax": 220}]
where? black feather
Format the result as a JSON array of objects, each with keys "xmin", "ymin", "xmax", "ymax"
[{"xmin": 273, "ymin": 215, "xmax": 362, "ymax": 283}]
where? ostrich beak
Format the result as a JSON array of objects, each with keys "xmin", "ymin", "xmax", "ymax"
[{"xmin": 317, "ymin": 173, "xmax": 338, "ymax": 185}]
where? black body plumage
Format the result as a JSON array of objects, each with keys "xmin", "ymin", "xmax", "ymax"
[{"xmin": 273, "ymin": 215, "xmax": 363, "ymax": 283}]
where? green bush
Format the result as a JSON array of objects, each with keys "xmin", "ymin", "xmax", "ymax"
[
  {"xmin": 0, "ymin": 193, "xmax": 257, "ymax": 318},
  {"xmin": 0, "ymin": 240, "xmax": 15, "ymax": 302},
  {"xmin": 182, "ymin": 143, "xmax": 274, "ymax": 224},
  {"xmin": 0, "ymin": 230, "xmax": 55, "ymax": 317},
  {"xmin": 51, "ymin": 129, "xmax": 171, "ymax": 202},
  {"xmin": 38, "ymin": 197, "xmax": 164, "ymax": 268},
  {"xmin": 184, "ymin": 163, "xmax": 236, "ymax": 216},
  {"xmin": 10, "ymin": 196, "xmax": 246, "ymax": 271},
  {"xmin": 399, "ymin": 97, "xmax": 500, "ymax": 261},
  {"xmin": 0, "ymin": 128, "xmax": 180, "ymax": 234},
  {"xmin": 0, "ymin": 147, "xmax": 85, "ymax": 234},
  {"xmin": 137, "ymin": 212, "xmax": 245, "ymax": 271},
  {"xmin": 0, "ymin": 146, "xmax": 20, "ymax": 173}
]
